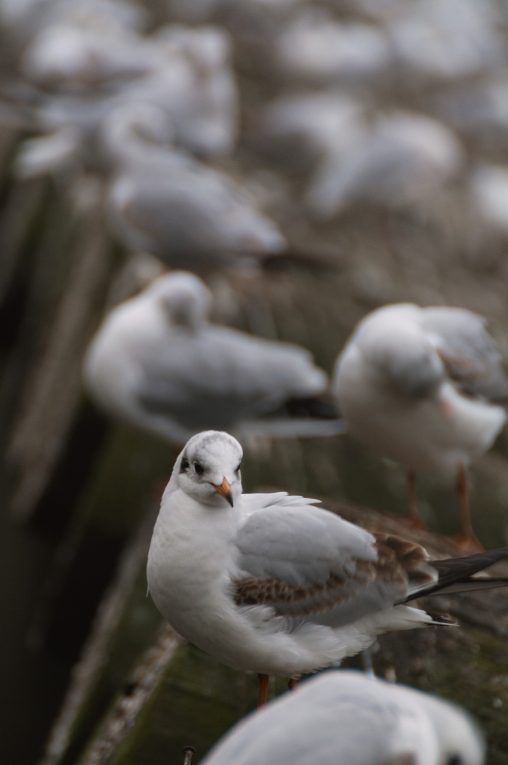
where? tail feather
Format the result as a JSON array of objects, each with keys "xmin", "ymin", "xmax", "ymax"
[{"xmin": 404, "ymin": 547, "xmax": 508, "ymax": 603}]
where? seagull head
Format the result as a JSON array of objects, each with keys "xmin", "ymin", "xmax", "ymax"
[
  {"xmin": 413, "ymin": 692, "xmax": 485, "ymax": 765},
  {"xmin": 152, "ymin": 272, "xmax": 211, "ymax": 329},
  {"xmin": 176, "ymin": 431, "xmax": 243, "ymax": 508}
]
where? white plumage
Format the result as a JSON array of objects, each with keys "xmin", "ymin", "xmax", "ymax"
[
  {"xmin": 147, "ymin": 431, "xmax": 508, "ymax": 683},
  {"xmin": 202, "ymin": 671, "xmax": 485, "ymax": 765},
  {"xmin": 84, "ymin": 273, "xmax": 340, "ymax": 443},
  {"xmin": 334, "ymin": 303, "xmax": 508, "ymax": 543}
]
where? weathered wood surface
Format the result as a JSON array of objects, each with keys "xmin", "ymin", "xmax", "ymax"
[{"xmin": 40, "ymin": 514, "xmax": 162, "ymax": 765}]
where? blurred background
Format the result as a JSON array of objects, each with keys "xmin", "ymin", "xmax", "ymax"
[{"xmin": 2, "ymin": 0, "xmax": 508, "ymax": 763}]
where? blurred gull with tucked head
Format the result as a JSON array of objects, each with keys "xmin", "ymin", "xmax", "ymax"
[
  {"xmin": 255, "ymin": 91, "xmax": 364, "ymax": 176},
  {"xmin": 202, "ymin": 670, "xmax": 485, "ymax": 765},
  {"xmin": 103, "ymin": 103, "xmax": 284, "ymax": 272},
  {"xmin": 306, "ymin": 111, "xmax": 463, "ymax": 220},
  {"xmin": 84, "ymin": 273, "xmax": 341, "ymax": 444},
  {"xmin": 334, "ymin": 303, "xmax": 508, "ymax": 549}
]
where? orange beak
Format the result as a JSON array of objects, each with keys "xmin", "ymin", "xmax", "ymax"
[{"xmin": 214, "ymin": 478, "xmax": 234, "ymax": 507}]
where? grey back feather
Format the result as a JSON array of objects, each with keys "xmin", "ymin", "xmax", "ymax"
[{"xmin": 422, "ymin": 307, "xmax": 508, "ymax": 402}]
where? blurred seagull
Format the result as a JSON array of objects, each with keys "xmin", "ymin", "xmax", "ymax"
[
  {"xmin": 468, "ymin": 164, "xmax": 508, "ymax": 237},
  {"xmin": 274, "ymin": 10, "xmax": 391, "ymax": 87},
  {"xmin": 201, "ymin": 670, "xmax": 485, "ymax": 765},
  {"xmin": 255, "ymin": 92, "xmax": 364, "ymax": 176},
  {"xmin": 14, "ymin": 24, "xmax": 239, "ymax": 179},
  {"xmin": 83, "ymin": 272, "xmax": 342, "ymax": 444},
  {"xmin": 147, "ymin": 429, "xmax": 508, "ymax": 704},
  {"xmin": 21, "ymin": 20, "xmax": 157, "ymax": 92},
  {"xmin": 103, "ymin": 104, "xmax": 284, "ymax": 272},
  {"xmin": 306, "ymin": 112, "xmax": 463, "ymax": 219},
  {"xmin": 138, "ymin": 25, "xmax": 238, "ymax": 158},
  {"xmin": 334, "ymin": 304, "xmax": 508, "ymax": 548},
  {"xmin": 388, "ymin": 0, "xmax": 502, "ymax": 87}
]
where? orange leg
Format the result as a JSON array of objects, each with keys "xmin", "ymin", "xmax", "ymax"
[
  {"xmin": 449, "ymin": 464, "xmax": 483, "ymax": 551},
  {"xmin": 257, "ymin": 673, "xmax": 270, "ymax": 706}
]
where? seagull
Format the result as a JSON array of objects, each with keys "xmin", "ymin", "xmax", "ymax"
[
  {"xmin": 255, "ymin": 91, "xmax": 364, "ymax": 176},
  {"xmin": 305, "ymin": 112, "xmax": 463, "ymax": 220},
  {"xmin": 274, "ymin": 10, "xmax": 391, "ymax": 87},
  {"xmin": 14, "ymin": 23, "xmax": 239, "ymax": 180},
  {"xmin": 146, "ymin": 429, "xmax": 508, "ymax": 704},
  {"xmin": 201, "ymin": 670, "xmax": 485, "ymax": 765},
  {"xmin": 388, "ymin": 0, "xmax": 502, "ymax": 87},
  {"xmin": 333, "ymin": 303, "xmax": 508, "ymax": 548},
  {"xmin": 103, "ymin": 104, "xmax": 285, "ymax": 272},
  {"xmin": 83, "ymin": 272, "xmax": 342, "ymax": 444}
]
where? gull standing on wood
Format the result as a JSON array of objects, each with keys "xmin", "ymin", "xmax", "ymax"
[
  {"xmin": 201, "ymin": 670, "xmax": 485, "ymax": 765},
  {"xmin": 334, "ymin": 303, "xmax": 508, "ymax": 549},
  {"xmin": 146, "ymin": 430, "xmax": 508, "ymax": 704},
  {"xmin": 83, "ymin": 273, "xmax": 341, "ymax": 443}
]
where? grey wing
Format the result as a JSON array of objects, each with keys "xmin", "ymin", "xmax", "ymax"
[
  {"xmin": 233, "ymin": 501, "xmax": 435, "ymax": 626},
  {"xmin": 134, "ymin": 332, "xmax": 269, "ymax": 431},
  {"xmin": 135, "ymin": 328, "xmax": 325, "ymax": 431},
  {"xmin": 118, "ymin": 175, "xmax": 235, "ymax": 258},
  {"xmin": 422, "ymin": 307, "xmax": 508, "ymax": 402}
]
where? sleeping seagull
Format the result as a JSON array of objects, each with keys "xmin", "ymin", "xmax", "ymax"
[
  {"xmin": 201, "ymin": 670, "xmax": 485, "ymax": 765},
  {"xmin": 83, "ymin": 272, "xmax": 342, "ymax": 443},
  {"xmin": 334, "ymin": 303, "xmax": 508, "ymax": 549},
  {"xmin": 103, "ymin": 103, "xmax": 285, "ymax": 272},
  {"xmin": 146, "ymin": 429, "xmax": 508, "ymax": 704},
  {"xmin": 305, "ymin": 111, "xmax": 463, "ymax": 219}
]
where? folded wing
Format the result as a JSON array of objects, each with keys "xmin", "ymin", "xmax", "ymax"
[{"xmin": 233, "ymin": 500, "xmax": 437, "ymax": 627}]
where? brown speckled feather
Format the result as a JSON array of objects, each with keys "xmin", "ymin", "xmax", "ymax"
[{"xmin": 234, "ymin": 532, "xmax": 436, "ymax": 618}]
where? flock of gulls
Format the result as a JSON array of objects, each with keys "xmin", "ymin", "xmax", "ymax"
[{"xmin": 4, "ymin": 0, "xmax": 508, "ymax": 762}]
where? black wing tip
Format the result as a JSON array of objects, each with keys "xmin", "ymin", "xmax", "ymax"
[
  {"xmin": 406, "ymin": 547, "xmax": 508, "ymax": 602},
  {"xmin": 429, "ymin": 547, "xmax": 508, "ymax": 568}
]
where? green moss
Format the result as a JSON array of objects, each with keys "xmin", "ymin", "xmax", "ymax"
[{"xmin": 106, "ymin": 644, "xmax": 256, "ymax": 765}]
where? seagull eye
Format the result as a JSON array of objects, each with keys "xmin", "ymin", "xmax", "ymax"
[
  {"xmin": 193, "ymin": 461, "xmax": 204, "ymax": 476},
  {"xmin": 235, "ymin": 462, "xmax": 242, "ymax": 474}
]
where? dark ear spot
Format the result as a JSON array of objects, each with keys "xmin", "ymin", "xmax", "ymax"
[{"xmin": 180, "ymin": 455, "xmax": 189, "ymax": 473}]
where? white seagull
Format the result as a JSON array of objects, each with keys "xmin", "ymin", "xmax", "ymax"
[
  {"xmin": 334, "ymin": 303, "xmax": 508, "ymax": 548},
  {"xmin": 103, "ymin": 104, "xmax": 284, "ymax": 272},
  {"xmin": 201, "ymin": 670, "xmax": 485, "ymax": 765},
  {"xmin": 305, "ymin": 112, "xmax": 463, "ymax": 220},
  {"xmin": 83, "ymin": 272, "xmax": 341, "ymax": 443},
  {"xmin": 146, "ymin": 429, "xmax": 508, "ymax": 704}
]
